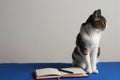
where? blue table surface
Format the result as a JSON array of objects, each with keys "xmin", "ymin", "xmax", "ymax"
[{"xmin": 0, "ymin": 62, "xmax": 120, "ymax": 80}]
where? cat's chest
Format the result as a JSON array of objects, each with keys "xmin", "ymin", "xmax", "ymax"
[
  {"xmin": 90, "ymin": 32, "xmax": 101, "ymax": 44},
  {"xmin": 82, "ymin": 30, "xmax": 101, "ymax": 46}
]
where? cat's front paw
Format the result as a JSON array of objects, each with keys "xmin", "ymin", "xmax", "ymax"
[
  {"xmin": 92, "ymin": 69, "xmax": 99, "ymax": 74},
  {"xmin": 86, "ymin": 69, "xmax": 92, "ymax": 74}
]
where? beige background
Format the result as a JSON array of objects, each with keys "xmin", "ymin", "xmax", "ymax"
[{"xmin": 0, "ymin": 0, "xmax": 119, "ymax": 63}]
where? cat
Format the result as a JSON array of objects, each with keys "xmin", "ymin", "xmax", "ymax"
[{"xmin": 72, "ymin": 9, "xmax": 107, "ymax": 74}]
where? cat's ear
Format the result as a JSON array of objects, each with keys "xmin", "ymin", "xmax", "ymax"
[
  {"xmin": 93, "ymin": 9, "xmax": 101, "ymax": 21},
  {"xmin": 93, "ymin": 9, "xmax": 101, "ymax": 17},
  {"xmin": 97, "ymin": 9, "xmax": 101, "ymax": 15}
]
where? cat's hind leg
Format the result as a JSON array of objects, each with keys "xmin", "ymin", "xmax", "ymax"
[{"xmin": 72, "ymin": 47, "xmax": 86, "ymax": 69}]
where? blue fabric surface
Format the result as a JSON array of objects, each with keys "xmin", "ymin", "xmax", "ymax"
[{"xmin": 0, "ymin": 62, "xmax": 120, "ymax": 80}]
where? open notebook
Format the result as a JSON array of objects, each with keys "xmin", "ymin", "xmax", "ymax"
[{"xmin": 35, "ymin": 67, "xmax": 88, "ymax": 80}]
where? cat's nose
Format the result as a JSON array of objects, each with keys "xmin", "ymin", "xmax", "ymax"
[{"xmin": 106, "ymin": 24, "xmax": 108, "ymax": 28}]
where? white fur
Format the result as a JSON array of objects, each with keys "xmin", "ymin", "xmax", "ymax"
[
  {"xmin": 72, "ymin": 22, "xmax": 108, "ymax": 74},
  {"xmin": 80, "ymin": 23, "xmax": 102, "ymax": 74}
]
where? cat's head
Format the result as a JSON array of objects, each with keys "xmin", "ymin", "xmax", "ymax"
[{"xmin": 87, "ymin": 9, "xmax": 107, "ymax": 30}]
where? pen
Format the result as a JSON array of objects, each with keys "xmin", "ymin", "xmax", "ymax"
[{"xmin": 59, "ymin": 69, "xmax": 73, "ymax": 74}]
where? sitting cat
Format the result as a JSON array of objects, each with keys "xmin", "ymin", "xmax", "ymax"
[{"xmin": 72, "ymin": 9, "xmax": 107, "ymax": 74}]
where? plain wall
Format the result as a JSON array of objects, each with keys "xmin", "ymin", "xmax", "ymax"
[{"xmin": 0, "ymin": 0, "xmax": 119, "ymax": 63}]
